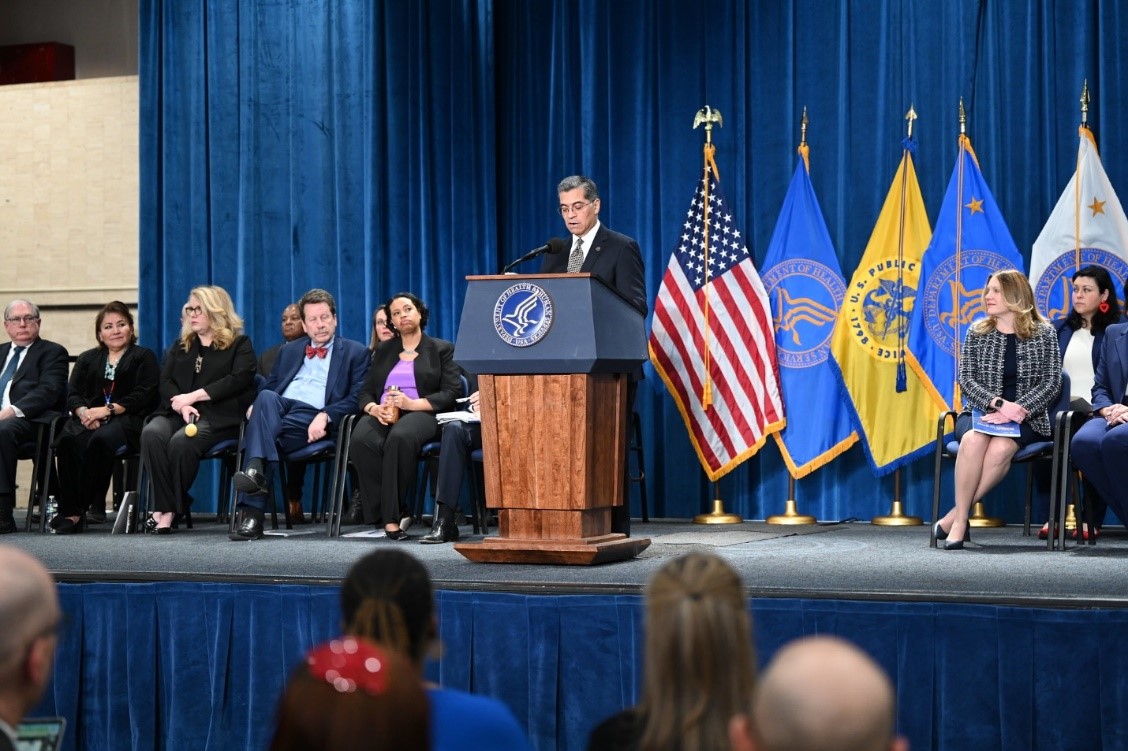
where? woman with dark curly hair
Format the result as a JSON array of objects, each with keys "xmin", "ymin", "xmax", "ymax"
[{"xmin": 349, "ymin": 293, "xmax": 461, "ymax": 540}]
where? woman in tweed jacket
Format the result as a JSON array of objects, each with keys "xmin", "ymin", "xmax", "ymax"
[{"xmin": 933, "ymin": 270, "xmax": 1062, "ymax": 550}]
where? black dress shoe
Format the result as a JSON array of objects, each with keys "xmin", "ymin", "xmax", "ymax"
[
  {"xmin": 55, "ymin": 516, "xmax": 85, "ymax": 535},
  {"xmin": 344, "ymin": 488, "xmax": 364, "ymax": 525},
  {"xmin": 0, "ymin": 514, "xmax": 17, "ymax": 534},
  {"xmin": 420, "ymin": 518, "xmax": 460, "ymax": 544},
  {"xmin": 384, "ymin": 528, "xmax": 409, "ymax": 541},
  {"xmin": 230, "ymin": 506, "xmax": 265, "ymax": 541},
  {"xmin": 233, "ymin": 468, "xmax": 269, "ymax": 496},
  {"xmin": 49, "ymin": 514, "xmax": 66, "ymax": 530}
]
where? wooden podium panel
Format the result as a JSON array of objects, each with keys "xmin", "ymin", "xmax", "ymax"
[{"xmin": 454, "ymin": 373, "xmax": 650, "ymax": 564}]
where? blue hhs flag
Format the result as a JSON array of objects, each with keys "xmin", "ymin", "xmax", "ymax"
[
  {"xmin": 906, "ymin": 134, "xmax": 1024, "ymax": 412},
  {"xmin": 761, "ymin": 151, "xmax": 857, "ymax": 478}
]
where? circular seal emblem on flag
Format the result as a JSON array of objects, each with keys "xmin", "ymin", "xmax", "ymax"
[
  {"xmin": 1034, "ymin": 249, "xmax": 1128, "ymax": 320},
  {"xmin": 841, "ymin": 256, "xmax": 919, "ymax": 361},
  {"xmin": 762, "ymin": 259, "xmax": 845, "ymax": 367},
  {"xmin": 920, "ymin": 249, "xmax": 1017, "ymax": 357},
  {"xmin": 493, "ymin": 283, "xmax": 554, "ymax": 347}
]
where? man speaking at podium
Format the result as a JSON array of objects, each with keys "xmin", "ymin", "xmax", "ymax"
[{"xmin": 541, "ymin": 175, "xmax": 647, "ymax": 535}]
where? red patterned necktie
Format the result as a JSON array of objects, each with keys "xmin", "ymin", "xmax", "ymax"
[{"xmin": 305, "ymin": 345, "xmax": 328, "ymax": 359}]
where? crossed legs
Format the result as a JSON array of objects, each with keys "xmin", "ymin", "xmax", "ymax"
[{"xmin": 938, "ymin": 432, "xmax": 1019, "ymax": 543}]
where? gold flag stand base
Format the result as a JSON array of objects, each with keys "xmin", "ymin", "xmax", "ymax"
[
  {"xmin": 968, "ymin": 501, "xmax": 1006, "ymax": 528},
  {"xmin": 695, "ymin": 500, "xmax": 743, "ymax": 524},
  {"xmin": 694, "ymin": 483, "xmax": 742, "ymax": 524},
  {"xmin": 871, "ymin": 500, "xmax": 922, "ymax": 526},
  {"xmin": 1064, "ymin": 503, "xmax": 1078, "ymax": 531},
  {"xmin": 767, "ymin": 478, "xmax": 816, "ymax": 525},
  {"xmin": 870, "ymin": 470, "xmax": 922, "ymax": 526},
  {"xmin": 767, "ymin": 499, "xmax": 816, "ymax": 525}
]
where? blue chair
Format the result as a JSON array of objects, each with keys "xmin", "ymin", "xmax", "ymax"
[{"xmin": 929, "ymin": 372, "xmax": 1072, "ymax": 550}]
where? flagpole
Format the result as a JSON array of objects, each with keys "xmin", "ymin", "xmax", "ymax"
[
  {"xmin": 767, "ymin": 108, "xmax": 816, "ymax": 527},
  {"xmin": 873, "ymin": 107, "xmax": 923, "ymax": 527},
  {"xmin": 689, "ymin": 105, "xmax": 742, "ymax": 526}
]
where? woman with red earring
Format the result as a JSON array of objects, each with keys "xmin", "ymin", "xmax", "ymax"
[{"xmin": 1035, "ymin": 265, "xmax": 1122, "ymax": 540}]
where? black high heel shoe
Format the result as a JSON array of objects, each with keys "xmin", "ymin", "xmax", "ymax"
[
  {"xmin": 932, "ymin": 521, "xmax": 948, "ymax": 541},
  {"xmin": 943, "ymin": 523, "xmax": 972, "ymax": 550},
  {"xmin": 384, "ymin": 527, "xmax": 409, "ymax": 541}
]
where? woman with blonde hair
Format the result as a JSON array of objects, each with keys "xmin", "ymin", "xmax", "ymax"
[
  {"xmin": 587, "ymin": 552, "xmax": 757, "ymax": 751},
  {"xmin": 932, "ymin": 269, "xmax": 1061, "ymax": 550},
  {"xmin": 139, "ymin": 285, "xmax": 257, "ymax": 532}
]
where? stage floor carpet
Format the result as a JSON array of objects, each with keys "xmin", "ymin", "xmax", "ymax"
[{"xmin": 7, "ymin": 514, "xmax": 1127, "ymax": 608}]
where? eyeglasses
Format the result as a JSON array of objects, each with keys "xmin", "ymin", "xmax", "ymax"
[
  {"xmin": 5, "ymin": 316, "xmax": 39, "ymax": 325},
  {"xmin": 184, "ymin": 305, "xmax": 203, "ymax": 316},
  {"xmin": 559, "ymin": 201, "xmax": 594, "ymax": 216}
]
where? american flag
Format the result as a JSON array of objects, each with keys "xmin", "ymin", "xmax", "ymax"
[{"xmin": 649, "ymin": 161, "xmax": 786, "ymax": 481}]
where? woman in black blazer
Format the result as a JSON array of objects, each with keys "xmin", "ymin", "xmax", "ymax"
[
  {"xmin": 350, "ymin": 293, "xmax": 461, "ymax": 539},
  {"xmin": 51, "ymin": 302, "xmax": 159, "ymax": 534},
  {"xmin": 139, "ymin": 285, "xmax": 257, "ymax": 533}
]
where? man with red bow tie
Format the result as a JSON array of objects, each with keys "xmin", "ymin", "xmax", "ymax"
[{"xmin": 230, "ymin": 288, "xmax": 369, "ymax": 540}]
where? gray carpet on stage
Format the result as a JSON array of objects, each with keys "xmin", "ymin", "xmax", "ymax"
[{"xmin": 6, "ymin": 513, "xmax": 1128, "ymax": 608}]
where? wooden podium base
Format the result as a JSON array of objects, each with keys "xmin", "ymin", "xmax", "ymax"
[{"xmin": 454, "ymin": 533, "xmax": 651, "ymax": 565}]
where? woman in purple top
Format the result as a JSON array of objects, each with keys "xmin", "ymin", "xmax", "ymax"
[{"xmin": 351, "ymin": 293, "xmax": 461, "ymax": 539}]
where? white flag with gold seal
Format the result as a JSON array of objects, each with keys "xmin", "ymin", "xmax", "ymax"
[{"xmin": 1030, "ymin": 126, "xmax": 1128, "ymax": 319}]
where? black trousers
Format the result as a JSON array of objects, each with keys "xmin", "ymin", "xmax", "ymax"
[
  {"xmin": 140, "ymin": 415, "xmax": 237, "ymax": 514},
  {"xmin": 55, "ymin": 419, "xmax": 129, "ymax": 516},
  {"xmin": 349, "ymin": 412, "xmax": 438, "ymax": 527}
]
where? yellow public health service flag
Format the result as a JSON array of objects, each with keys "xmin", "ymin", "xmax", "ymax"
[{"xmin": 830, "ymin": 147, "xmax": 947, "ymax": 475}]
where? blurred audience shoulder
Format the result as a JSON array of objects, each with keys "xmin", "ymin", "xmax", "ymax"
[{"xmin": 729, "ymin": 635, "xmax": 907, "ymax": 751}]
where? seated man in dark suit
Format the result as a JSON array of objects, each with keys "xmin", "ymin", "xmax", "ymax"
[
  {"xmin": 0, "ymin": 300, "xmax": 69, "ymax": 534},
  {"xmin": 230, "ymin": 288, "xmax": 370, "ymax": 540},
  {"xmin": 258, "ymin": 302, "xmax": 310, "ymax": 522}
]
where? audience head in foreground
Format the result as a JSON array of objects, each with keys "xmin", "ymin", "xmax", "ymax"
[
  {"xmin": 340, "ymin": 549, "xmax": 533, "ymax": 751},
  {"xmin": 0, "ymin": 546, "xmax": 61, "ymax": 735},
  {"xmin": 731, "ymin": 635, "xmax": 907, "ymax": 751},
  {"xmin": 270, "ymin": 636, "xmax": 428, "ymax": 751},
  {"xmin": 587, "ymin": 551, "xmax": 756, "ymax": 751}
]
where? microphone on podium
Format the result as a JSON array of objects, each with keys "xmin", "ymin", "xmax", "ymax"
[
  {"xmin": 500, "ymin": 237, "xmax": 568, "ymax": 274},
  {"xmin": 185, "ymin": 413, "xmax": 198, "ymax": 437}
]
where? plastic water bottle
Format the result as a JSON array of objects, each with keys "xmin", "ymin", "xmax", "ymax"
[{"xmin": 46, "ymin": 495, "xmax": 57, "ymax": 525}]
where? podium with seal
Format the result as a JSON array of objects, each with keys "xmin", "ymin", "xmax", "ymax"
[{"xmin": 452, "ymin": 273, "xmax": 651, "ymax": 564}]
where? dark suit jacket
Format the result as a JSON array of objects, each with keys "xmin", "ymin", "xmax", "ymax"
[
  {"xmin": 1091, "ymin": 322, "xmax": 1128, "ymax": 413},
  {"xmin": 0, "ymin": 337, "xmax": 69, "ymax": 423},
  {"xmin": 65, "ymin": 345, "xmax": 160, "ymax": 445},
  {"xmin": 156, "ymin": 334, "xmax": 257, "ymax": 431},
  {"xmin": 1054, "ymin": 318, "xmax": 1105, "ymax": 373},
  {"xmin": 359, "ymin": 334, "xmax": 461, "ymax": 414},
  {"xmin": 264, "ymin": 336, "xmax": 370, "ymax": 427},
  {"xmin": 540, "ymin": 223, "xmax": 648, "ymax": 316}
]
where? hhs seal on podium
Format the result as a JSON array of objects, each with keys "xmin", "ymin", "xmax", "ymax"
[{"xmin": 493, "ymin": 283, "xmax": 554, "ymax": 347}]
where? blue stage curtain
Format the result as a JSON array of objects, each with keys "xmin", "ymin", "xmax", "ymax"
[
  {"xmin": 140, "ymin": 0, "xmax": 1128, "ymax": 522},
  {"xmin": 33, "ymin": 583, "xmax": 1128, "ymax": 751}
]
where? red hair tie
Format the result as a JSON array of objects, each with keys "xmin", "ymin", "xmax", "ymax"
[{"xmin": 306, "ymin": 637, "xmax": 388, "ymax": 695}]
